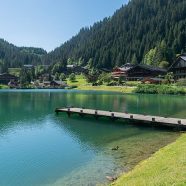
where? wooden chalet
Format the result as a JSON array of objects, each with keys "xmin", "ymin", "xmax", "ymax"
[
  {"xmin": 168, "ymin": 55, "xmax": 186, "ymax": 80},
  {"xmin": 112, "ymin": 63, "xmax": 134, "ymax": 78},
  {"xmin": 51, "ymin": 81, "xmax": 67, "ymax": 88},
  {"xmin": 126, "ymin": 64, "xmax": 167, "ymax": 80},
  {"xmin": 8, "ymin": 81, "xmax": 19, "ymax": 88},
  {"xmin": 112, "ymin": 64, "xmax": 166, "ymax": 81},
  {"xmin": 0, "ymin": 73, "xmax": 18, "ymax": 84}
]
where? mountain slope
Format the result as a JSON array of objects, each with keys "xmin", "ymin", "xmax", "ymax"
[
  {"xmin": 47, "ymin": 0, "xmax": 186, "ymax": 69},
  {"xmin": 0, "ymin": 39, "xmax": 47, "ymax": 68}
]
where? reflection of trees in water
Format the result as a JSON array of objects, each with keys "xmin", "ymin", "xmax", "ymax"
[
  {"xmin": 122, "ymin": 94, "xmax": 186, "ymax": 117},
  {"xmin": 0, "ymin": 91, "xmax": 185, "ymax": 132}
]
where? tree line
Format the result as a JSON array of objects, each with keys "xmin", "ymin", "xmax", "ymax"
[{"xmin": 45, "ymin": 0, "xmax": 186, "ymax": 69}]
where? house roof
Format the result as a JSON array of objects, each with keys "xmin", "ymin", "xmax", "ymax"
[
  {"xmin": 0, "ymin": 73, "xmax": 17, "ymax": 78},
  {"xmin": 113, "ymin": 63, "xmax": 134, "ymax": 72},
  {"xmin": 129, "ymin": 64, "xmax": 167, "ymax": 73},
  {"xmin": 180, "ymin": 56, "xmax": 186, "ymax": 61},
  {"xmin": 67, "ymin": 65, "xmax": 76, "ymax": 68},
  {"xmin": 168, "ymin": 54, "xmax": 186, "ymax": 70},
  {"xmin": 23, "ymin": 65, "xmax": 34, "ymax": 68}
]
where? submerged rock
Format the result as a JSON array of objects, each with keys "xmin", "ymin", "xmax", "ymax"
[
  {"xmin": 106, "ymin": 176, "xmax": 117, "ymax": 182},
  {"xmin": 112, "ymin": 146, "xmax": 119, "ymax": 151}
]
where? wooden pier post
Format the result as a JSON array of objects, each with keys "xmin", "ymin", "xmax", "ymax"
[
  {"xmin": 94, "ymin": 110, "xmax": 99, "ymax": 120},
  {"xmin": 79, "ymin": 109, "xmax": 84, "ymax": 117},
  {"xmin": 67, "ymin": 108, "xmax": 71, "ymax": 117}
]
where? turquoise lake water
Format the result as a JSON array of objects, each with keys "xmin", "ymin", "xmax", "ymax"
[{"xmin": 0, "ymin": 90, "xmax": 185, "ymax": 186}]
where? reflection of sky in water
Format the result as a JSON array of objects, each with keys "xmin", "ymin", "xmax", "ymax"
[{"xmin": 0, "ymin": 90, "xmax": 183, "ymax": 185}]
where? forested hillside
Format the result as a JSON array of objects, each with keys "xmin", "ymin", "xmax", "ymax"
[
  {"xmin": 46, "ymin": 0, "xmax": 186, "ymax": 69},
  {"xmin": 0, "ymin": 39, "xmax": 47, "ymax": 69}
]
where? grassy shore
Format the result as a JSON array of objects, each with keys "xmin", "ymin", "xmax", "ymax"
[
  {"xmin": 77, "ymin": 85, "xmax": 135, "ymax": 93},
  {"xmin": 0, "ymin": 84, "xmax": 9, "ymax": 89},
  {"xmin": 67, "ymin": 75, "xmax": 135, "ymax": 93},
  {"xmin": 111, "ymin": 133, "xmax": 186, "ymax": 186}
]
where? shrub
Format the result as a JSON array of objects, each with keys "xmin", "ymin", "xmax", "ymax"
[
  {"xmin": 176, "ymin": 79, "xmax": 186, "ymax": 86},
  {"xmin": 69, "ymin": 73, "xmax": 76, "ymax": 82},
  {"xmin": 135, "ymin": 84, "xmax": 185, "ymax": 95}
]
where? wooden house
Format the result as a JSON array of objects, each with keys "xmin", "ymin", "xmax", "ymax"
[
  {"xmin": 50, "ymin": 81, "xmax": 67, "ymax": 88},
  {"xmin": 112, "ymin": 63, "xmax": 134, "ymax": 78},
  {"xmin": 168, "ymin": 55, "xmax": 186, "ymax": 80},
  {"xmin": 126, "ymin": 64, "xmax": 167, "ymax": 81},
  {"xmin": 0, "ymin": 73, "xmax": 18, "ymax": 84},
  {"xmin": 112, "ymin": 64, "xmax": 166, "ymax": 81}
]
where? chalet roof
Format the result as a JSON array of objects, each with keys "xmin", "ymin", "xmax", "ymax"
[
  {"xmin": 180, "ymin": 56, "xmax": 186, "ymax": 61},
  {"xmin": 0, "ymin": 73, "xmax": 17, "ymax": 78},
  {"xmin": 168, "ymin": 54, "xmax": 186, "ymax": 70},
  {"xmin": 67, "ymin": 65, "xmax": 76, "ymax": 68},
  {"xmin": 113, "ymin": 63, "xmax": 134, "ymax": 72},
  {"xmin": 100, "ymin": 68, "xmax": 111, "ymax": 72},
  {"xmin": 139, "ymin": 64, "xmax": 166, "ymax": 72},
  {"xmin": 23, "ymin": 64, "xmax": 34, "ymax": 68},
  {"xmin": 129, "ymin": 64, "xmax": 167, "ymax": 72},
  {"xmin": 53, "ymin": 81, "xmax": 67, "ymax": 86},
  {"xmin": 119, "ymin": 63, "xmax": 134, "ymax": 71}
]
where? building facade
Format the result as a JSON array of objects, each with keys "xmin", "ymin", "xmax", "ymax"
[
  {"xmin": 112, "ymin": 64, "xmax": 166, "ymax": 80},
  {"xmin": 0, "ymin": 73, "xmax": 18, "ymax": 84},
  {"xmin": 169, "ymin": 55, "xmax": 186, "ymax": 80}
]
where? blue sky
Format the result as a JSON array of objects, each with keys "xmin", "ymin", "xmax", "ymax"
[{"xmin": 0, "ymin": 0, "xmax": 128, "ymax": 51}]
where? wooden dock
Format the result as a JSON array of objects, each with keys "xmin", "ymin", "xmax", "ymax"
[{"xmin": 55, "ymin": 107, "xmax": 186, "ymax": 130}]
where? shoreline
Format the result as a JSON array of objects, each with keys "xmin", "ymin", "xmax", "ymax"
[
  {"xmin": 111, "ymin": 133, "xmax": 186, "ymax": 186},
  {"xmin": 1, "ymin": 84, "xmax": 186, "ymax": 96}
]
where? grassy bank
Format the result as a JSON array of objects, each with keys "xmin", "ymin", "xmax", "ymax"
[
  {"xmin": 0, "ymin": 84, "xmax": 9, "ymax": 89},
  {"xmin": 111, "ymin": 134, "xmax": 186, "ymax": 186},
  {"xmin": 135, "ymin": 84, "xmax": 186, "ymax": 95},
  {"xmin": 77, "ymin": 85, "xmax": 135, "ymax": 93},
  {"xmin": 66, "ymin": 75, "xmax": 135, "ymax": 93}
]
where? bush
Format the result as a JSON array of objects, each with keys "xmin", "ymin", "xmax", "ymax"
[
  {"xmin": 67, "ymin": 85, "xmax": 77, "ymax": 89},
  {"xmin": 69, "ymin": 73, "xmax": 76, "ymax": 82},
  {"xmin": 176, "ymin": 79, "xmax": 186, "ymax": 86},
  {"xmin": 106, "ymin": 81, "xmax": 118, "ymax": 86},
  {"xmin": 126, "ymin": 81, "xmax": 141, "ymax": 87},
  {"xmin": 135, "ymin": 84, "xmax": 185, "ymax": 95},
  {"xmin": 60, "ymin": 73, "xmax": 66, "ymax": 81}
]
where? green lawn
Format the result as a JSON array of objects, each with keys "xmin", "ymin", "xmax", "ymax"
[
  {"xmin": 78, "ymin": 85, "xmax": 134, "ymax": 93},
  {"xmin": 66, "ymin": 74, "xmax": 134, "ymax": 93},
  {"xmin": 0, "ymin": 84, "xmax": 9, "ymax": 89},
  {"xmin": 111, "ymin": 134, "xmax": 186, "ymax": 186},
  {"xmin": 8, "ymin": 68, "xmax": 21, "ymax": 77},
  {"xmin": 67, "ymin": 74, "xmax": 90, "ymax": 87}
]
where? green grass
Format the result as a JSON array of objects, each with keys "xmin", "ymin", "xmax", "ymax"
[
  {"xmin": 8, "ymin": 68, "xmax": 21, "ymax": 77},
  {"xmin": 78, "ymin": 85, "xmax": 135, "ymax": 93},
  {"xmin": 67, "ymin": 74, "xmax": 90, "ymax": 87},
  {"xmin": 66, "ymin": 74, "xmax": 134, "ymax": 93},
  {"xmin": 0, "ymin": 84, "xmax": 9, "ymax": 89},
  {"xmin": 135, "ymin": 84, "xmax": 186, "ymax": 95},
  {"xmin": 111, "ymin": 134, "xmax": 186, "ymax": 186}
]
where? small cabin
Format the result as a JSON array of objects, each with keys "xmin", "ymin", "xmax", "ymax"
[{"xmin": 169, "ymin": 55, "xmax": 186, "ymax": 80}]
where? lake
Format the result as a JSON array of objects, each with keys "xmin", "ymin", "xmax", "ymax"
[{"xmin": 0, "ymin": 90, "xmax": 185, "ymax": 186}]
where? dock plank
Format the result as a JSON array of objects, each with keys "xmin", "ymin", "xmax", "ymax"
[{"xmin": 55, "ymin": 107, "xmax": 186, "ymax": 129}]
